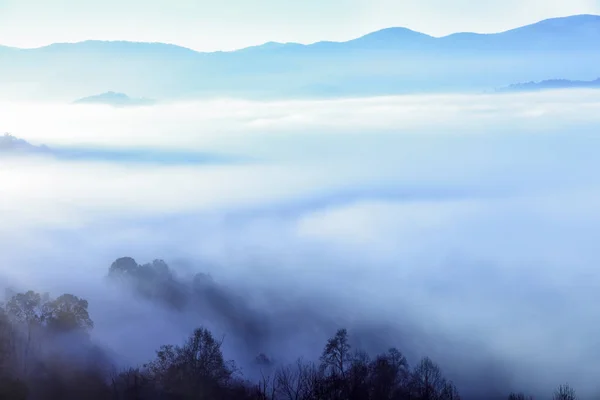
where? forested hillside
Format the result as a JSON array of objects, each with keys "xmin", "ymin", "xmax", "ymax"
[{"xmin": 0, "ymin": 258, "xmax": 579, "ymax": 400}]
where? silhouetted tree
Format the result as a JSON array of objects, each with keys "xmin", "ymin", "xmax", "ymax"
[
  {"xmin": 369, "ymin": 348, "xmax": 410, "ymax": 400},
  {"xmin": 320, "ymin": 329, "xmax": 352, "ymax": 379},
  {"xmin": 440, "ymin": 381, "xmax": 461, "ymax": 400},
  {"xmin": 109, "ymin": 257, "xmax": 140, "ymax": 277},
  {"xmin": 146, "ymin": 327, "xmax": 235, "ymax": 399},
  {"xmin": 346, "ymin": 351, "xmax": 371, "ymax": 400},
  {"xmin": 274, "ymin": 358, "xmax": 318, "ymax": 400},
  {"xmin": 553, "ymin": 384, "xmax": 576, "ymax": 400},
  {"xmin": 111, "ymin": 368, "xmax": 153, "ymax": 400},
  {"xmin": 508, "ymin": 392, "xmax": 533, "ymax": 400},
  {"xmin": 318, "ymin": 329, "xmax": 354, "ymax": 400},
  {"xmin": 409, "ymin": 357, "xmax": 448, "ymax": 400}
]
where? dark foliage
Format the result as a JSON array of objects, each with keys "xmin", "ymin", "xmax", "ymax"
[{"xmin": 0, "ymin": 258, "xmax": 582, "ymax": 400}]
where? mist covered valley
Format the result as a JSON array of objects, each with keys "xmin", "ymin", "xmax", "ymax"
[{"xmin": 2, "ymin": 90, "xmax": 600, "ymax": 399}]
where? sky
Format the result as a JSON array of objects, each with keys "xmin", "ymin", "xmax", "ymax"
[{"xmin": 0, "ymin": 0, "xmax": 599, "ymax": 51}]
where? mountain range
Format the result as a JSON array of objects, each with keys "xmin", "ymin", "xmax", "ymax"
[
  {"xmin": 497, "ymin": 77, "xmax": 600, "ymax": 92},
  {"xmin": 0, "ymin": 133, "xmax": 245, "ymax": 165},
  {"xmin": 1, "ymin": 14, "xmax": 599, "ymax": 100}
]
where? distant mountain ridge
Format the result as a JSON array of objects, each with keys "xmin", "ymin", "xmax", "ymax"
[
  {"xmin": 240, "ymin": 14, "xmax": 600, "ymax": 53},
  {"xmin": 497, "ymin": 77, "xmax": 600, "ymax": 92},
  {"xmin": 0, "ymin": 133, "xmax": 245, "ymax": 165},
  {"xmin": 0, "ymin": 133, "xmax": 51, "ymax": 155},
  {"xmin": 31, "ymin": 14, "xmax": 597, "ymax": 53},
  {"xmin": 74, "ymin": 91, "xmax": 156, "ymax": 106},
  {"xmin": 1, "ymin": 14, "xmax": 599, "ymax": 100}
]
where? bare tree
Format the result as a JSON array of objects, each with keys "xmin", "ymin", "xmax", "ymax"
[
  {"xmin": 256, "ymin": 370, "xmax": 276, "ymax": 400},
  {"xmin": 553, "ymin": 384, "xmax": 576, "ymax": 400},
  {"xmin": 275, "ymin": 358, "xmax": 318, "ymax": 400},
  {"xmin": 409, "ymin": 357, "xmax": 448, "ymax": 400},
  {"xmin": 508, "ymin": 392, "xmax": 533, "ymax": 400}
]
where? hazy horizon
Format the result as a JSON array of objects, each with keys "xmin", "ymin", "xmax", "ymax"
[
  {"xmin": 0, "ymin": 12, "xmax": 598, "ymax": 52},
  {"xmin": 1, "ymin": 1, "xmax": 599, "ymax": 51}
]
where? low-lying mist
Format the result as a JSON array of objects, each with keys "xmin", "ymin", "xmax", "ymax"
[{"xmin": 2, "ymin": 89, "xmax": 600, "ymax": 399}]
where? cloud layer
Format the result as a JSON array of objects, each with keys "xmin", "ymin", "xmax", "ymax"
[{"xmin": 2, "ymin": 90, "xmax": 600, "ymax": 398}]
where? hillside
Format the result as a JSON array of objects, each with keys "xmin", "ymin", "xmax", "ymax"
[
  {"xmin": 0, "ymin": 133, "xmax": 51, "ymax": 155},
  {"xmin": 73, "ymin": 91, "xmax": 156, "ymax": 106},
  {"xmin": 0, "ymin": 14, "xmax": 599, "ymax": 100}
]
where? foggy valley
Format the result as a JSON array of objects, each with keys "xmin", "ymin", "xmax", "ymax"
[
  {"xmin": 2, "ymin": 90, "xmax": 600, "ymax": 399},
  {"xmin": 2, "ymin": 2, "xmax": 600, "ymax": 399}
]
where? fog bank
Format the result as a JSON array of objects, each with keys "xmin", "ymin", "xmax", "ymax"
[{"xmin": 2, "ymin": 90, "xmax": 600, "ymax": 398}]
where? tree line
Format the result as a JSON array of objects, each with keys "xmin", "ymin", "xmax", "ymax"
[{"xmin": 0, "ymin": 258, "xmax": 581, "ymax": 400}]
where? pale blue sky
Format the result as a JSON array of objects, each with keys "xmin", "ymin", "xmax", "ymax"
[{"xmin": 1, "ymin": 0, "xmax": 599, "ymax": 51}]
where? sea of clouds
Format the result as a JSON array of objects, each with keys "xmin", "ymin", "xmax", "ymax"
[{"xmin": 1, "ymin": 90, "xmax": 600, "ymax": 398}]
